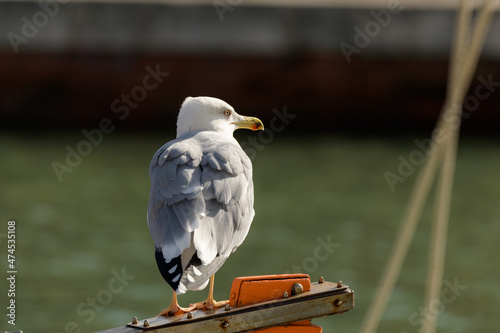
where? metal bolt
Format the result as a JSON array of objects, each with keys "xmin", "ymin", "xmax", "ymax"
[
  {"xmin": 283, "ymin": 291, "xmax": 289, "ymax": 299},
  {"xmin": 224, "ymin": 303, "xmax": 231, "ymax": 311},
  {"xmin": 186, "ymin": 312, "xmax": 193, "ymax": 319},
  {"xmin": 291, "ymin": 283, "xmax": 303, "ymax": 295},
  {"xmin": 221, "ymin": 320, "xmax": 229, "ymax": 328},
  {"xmin": 334, "ymin": 299, "xmax": 343, "ymax": 307},
  {"xmin": 143, "ymin": 320, "xmax": 150, "ymax": 327},
  {"xmin": 318, "ymin": 276, "xmax": 325, "ymax": 284},
  {"xmin": 337, "ymin": 280, "xmax": 343, "ymax": 287},
  {"xmin": 132, "ymin": 317, "xmax": 138, "ymax": 324}
]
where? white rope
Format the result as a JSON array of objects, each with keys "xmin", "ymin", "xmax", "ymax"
[
  {"xmin": 422, "ymin": 2, "xmax": 497, "ymax": 332},
  {"xmin": 359, "ymin": 2, "xmax": 497, "ymax": 333}
]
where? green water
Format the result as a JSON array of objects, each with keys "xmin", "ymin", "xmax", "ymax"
[{"xmin": 0, "ymin": 132, "xmax": 498, "ymax": 332}]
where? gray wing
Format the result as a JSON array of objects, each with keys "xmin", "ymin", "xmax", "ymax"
[{"xmin": 147, "ymin": 133, "xmax": 254, "ymax": 293}]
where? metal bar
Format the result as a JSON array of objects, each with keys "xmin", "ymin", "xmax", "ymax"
[{"xmin": 96, "ymin": 281, "xmax": 354, "ymax": 333}]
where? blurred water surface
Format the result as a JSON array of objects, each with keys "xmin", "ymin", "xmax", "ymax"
[{"xmin": 0, "ymin": 132, "xmax": 498, "ymax": 332}]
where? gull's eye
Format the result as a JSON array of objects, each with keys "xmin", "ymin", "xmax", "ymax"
[{"xmin": 224, "ymin": 109, "xmax": 231, "ymax": 117}]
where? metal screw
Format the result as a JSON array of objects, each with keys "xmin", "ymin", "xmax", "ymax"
[
  {"xmin": 132, "ymin": 317, "xmax": 138, "ymax": 324},
  {"xmin": 291, "ymin": 283, "xmax": 303, "ymax": 295},
  {"xmin": 221, "ymin": 320, "xmax": 229, "ymax": 328},
  {"xmin": 224, "ymin": 304, "xmax": 231, "ymax": 311},
  {"xmin": 318, "ymin": 276, "xmax": 325, "ymax": 284},
  {"xmin": 186, "ymin": 312, "xmax": 193, "ymax": 319},
  {"xmin": 334, "ymin": 299, "xmax": 343, "ymax": 307},
  {"xmin": 337, "ymin": 280, "xmax": 343, "ymax": 287},
  {"xmin": 143, "ymin": 319, "xmax": 150, "ymax": 327},
  {"xmin": 283, "ymin": 291, "xmax": 289, "ymax": 299}
]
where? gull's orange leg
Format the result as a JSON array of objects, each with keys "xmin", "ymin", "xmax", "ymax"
[
  {"xmin": 158, "ymin": 291, "xmax": 195, "ymax": 317},
  {"xmin": 190, "ymin": 275, "xmax": 229, "ymax": 310}
]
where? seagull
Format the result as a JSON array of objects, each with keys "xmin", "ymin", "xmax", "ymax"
[{"xmin": 147, "ymin": 96, "xmax": 264, "ymax": 316}]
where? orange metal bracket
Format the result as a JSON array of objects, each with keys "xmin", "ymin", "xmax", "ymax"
[
  {"xmin": 229, "ymin": 274, "xmax": 321, "ymax": 332},
  {"xmin": 229, "ymin": 274, "xmax": 311, "ymax": 307}
]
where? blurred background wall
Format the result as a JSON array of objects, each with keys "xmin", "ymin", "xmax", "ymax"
[{"xmin": 1, "ymin": 0, "xmax": 499, "ymax": 134}]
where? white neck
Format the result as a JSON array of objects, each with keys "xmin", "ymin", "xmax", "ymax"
[{"xmin": 176, "ymin": 117, "xmax": 235, "ymax": 138}]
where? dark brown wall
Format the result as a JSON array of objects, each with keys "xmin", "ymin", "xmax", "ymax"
[{"xmin": 1, "ymin": 52, "xmax": 499, "ymax": 134}]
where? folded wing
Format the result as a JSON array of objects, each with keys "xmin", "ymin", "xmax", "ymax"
[{"xmin": 148, "ymin": 132, "xmax": 254, "ymax": 293}]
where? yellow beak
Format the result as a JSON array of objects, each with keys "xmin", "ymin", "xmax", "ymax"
[{"xmin": 232, "ymin": 116, "xmax": 264, "ymax": 131}]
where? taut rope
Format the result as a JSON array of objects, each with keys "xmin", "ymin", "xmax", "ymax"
[{"xmin": 359, "ymin": 2, "xmax": 498, "ymax": 333}]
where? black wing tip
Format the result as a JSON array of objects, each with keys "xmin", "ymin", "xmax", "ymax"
[{"xmin": 155, "ymin": 248, "xmax": 182, "ymax": 291}]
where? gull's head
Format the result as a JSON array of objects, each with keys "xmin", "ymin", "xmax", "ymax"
[{"xmin": 176, "ymin": 96, "xmax": 264, "ymax": 138}]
